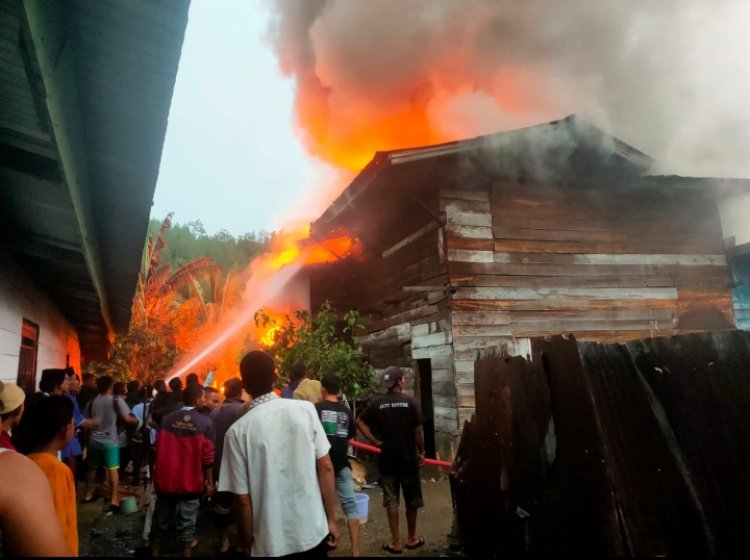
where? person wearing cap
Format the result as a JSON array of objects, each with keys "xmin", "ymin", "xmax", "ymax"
[
  {"xmin": 291, "ymin": 361, "xmax": 323, "ymax": 404},
  {"xmin": 0, "ymin": 381, "xmax": 26, "ymax": 450},
  {"xmin": 357, "ymin": 366, "xmax": 426, "ymax": 554}
]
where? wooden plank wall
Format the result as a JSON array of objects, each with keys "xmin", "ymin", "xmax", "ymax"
[
  {"xmin": 340, "ymin": 222, "xmax": 461, "ymax": 450},
  {"xmin": 444, "ymin": 181, "xmax": 735, "ymax": 424}
]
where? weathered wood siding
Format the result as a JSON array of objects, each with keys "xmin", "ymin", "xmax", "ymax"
[
  {"xmin": 353, "ymin": 222, "xmax": 460, "ymax": 454},
  {"xmin": 311, "ymin": 215, "xmax": 460, "ymax": 454},
  {"xmin": 444, "ymin": 182, "xmax": 735, "ymax": 424}
]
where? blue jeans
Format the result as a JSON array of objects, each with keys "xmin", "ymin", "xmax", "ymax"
[
  {"xmin": 150, "ymin": 494, "xmax": 201, "ymax": 545},
  {"xmin": 336, "ymin": 466, "xmax": 360, "ymax": 520}
]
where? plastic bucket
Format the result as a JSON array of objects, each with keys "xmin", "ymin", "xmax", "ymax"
[
  {"xmin": 355, "ymin": 492, "xmax": 369, "ymax": 525},
  {"xmin": 120, "ymin": 495, "xmax": 139, "ymax": 515}
]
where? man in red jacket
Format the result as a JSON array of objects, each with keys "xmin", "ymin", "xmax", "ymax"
[{"xmin": 150, "ymin": 384, "xmax": 215, "ymax": 557}]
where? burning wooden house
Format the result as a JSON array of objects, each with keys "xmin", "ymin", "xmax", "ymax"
[{"xmin": 309, "ymin": 115, "xmax": 738, "ymax": 458}]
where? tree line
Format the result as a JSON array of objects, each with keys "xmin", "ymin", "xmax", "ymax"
[{"xmin": 146, "ymin": 217, "xmax": 269, "ymax": 273}]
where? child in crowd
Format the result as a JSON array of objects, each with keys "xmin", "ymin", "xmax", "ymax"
[{"xmin": 14, "ymin": 395, "xmax": 78, "ymax": 555}]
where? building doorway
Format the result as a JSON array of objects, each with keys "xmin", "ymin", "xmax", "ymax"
[
  {"xmin": 16, "ymin": 319, "xmax": 39, "ymax": 394},
  {"xmin": 416, "ymin": 358, "xmax": 436, "ymax": 459}
]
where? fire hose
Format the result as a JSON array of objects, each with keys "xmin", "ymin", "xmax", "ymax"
[{"xmin": 348, "ymin": 439, "xmax": 453, "ymax": 469}]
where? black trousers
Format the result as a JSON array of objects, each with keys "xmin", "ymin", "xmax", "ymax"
[{"xmin": 280, "ymin": 538, "xmax": 328, "ymax": 559}]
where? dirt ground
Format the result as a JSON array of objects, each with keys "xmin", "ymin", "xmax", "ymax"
[{"xmin": 77, "ymin": 466, "xmax": 458, "ymax": 557}]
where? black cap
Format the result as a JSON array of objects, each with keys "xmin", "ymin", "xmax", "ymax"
[{"xmin": 380, "ymin": 366, "xmax": 403, "ymax": 391}]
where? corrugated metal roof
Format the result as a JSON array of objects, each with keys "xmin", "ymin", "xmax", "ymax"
[
  {"xmin": 67, "ymin": 0, "xmax": 190, "ymax": 335},
  {"xmin": 0, "ymin": 0, "xmax": 189, "ymax": 360},
  {"xmin": 0, "ymin": 1, "xmax": 44, "ymax": 131}
]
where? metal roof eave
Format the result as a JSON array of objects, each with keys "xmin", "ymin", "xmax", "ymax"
[
  {"xmin": 0, "ymin": 0, "xmax": 190, "ymax": 360},
  {"xmin": 21, "ymin": 0, "xmax": 115, "ymax": 336}
]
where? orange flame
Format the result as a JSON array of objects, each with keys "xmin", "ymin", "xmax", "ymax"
[
  {"xmin": 258, "ymin": 319, "xmax": 282, "ymax": 347},
  {"xmin": 261, "ymin": 223, "xmax": 356, "ymax": 272},
  {"xmin": 296, "ymin": 91, "xmax": 446, "ymax": 171},
  {"xmin": 165, "ymin": 225, "xmax": 358, "ymax": 389}
]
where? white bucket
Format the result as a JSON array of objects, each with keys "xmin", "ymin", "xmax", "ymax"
[{"xmin": 355, "ymin": 492, "xmax": 369, "ymax": 524}]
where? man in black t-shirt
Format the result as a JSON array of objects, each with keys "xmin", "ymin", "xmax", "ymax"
[
  {"xmin": 316, "ymin": 374, "xmax": 361, "ymax": 556},
  {"xmin": 357, "ymin": 367, "xmax": 425, "ymax": 554}
]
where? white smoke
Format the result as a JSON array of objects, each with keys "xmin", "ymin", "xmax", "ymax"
[{"xmin": 268, "ymin": 0, "xmax": 750, "ymax": 178}]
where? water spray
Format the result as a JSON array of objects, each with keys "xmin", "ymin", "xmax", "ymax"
[{"xmin": 165, "ymin": 262, "xmax": 303, "ymax": 382}]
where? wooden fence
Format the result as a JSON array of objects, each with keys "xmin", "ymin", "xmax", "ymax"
[{"xmin": 450, "ymin": 330, "xmax": 750, "ymax": 556}]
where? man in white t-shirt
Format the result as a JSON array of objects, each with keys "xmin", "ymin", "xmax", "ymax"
[{"xmin": 219, "ymin": 351, "xmax": 340, "ymax": 557}]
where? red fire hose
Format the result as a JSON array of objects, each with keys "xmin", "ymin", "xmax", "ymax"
[{"xmin": 348, "ymin": 439, "xmax": 453, "ymax": 469}]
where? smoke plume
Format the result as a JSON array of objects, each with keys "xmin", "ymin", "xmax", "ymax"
[{"xmin": 268, "ymin": 0, "xmax": 750, "ymax": 178}]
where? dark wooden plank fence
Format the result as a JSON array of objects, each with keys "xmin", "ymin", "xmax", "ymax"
[{"xmin": 451, "ymin": 330, "xmax": 750, "ymax": 556}]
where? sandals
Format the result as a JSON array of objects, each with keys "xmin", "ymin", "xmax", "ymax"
[
  {"xmin": 382, "ymin": 537, "xmax": 426, "ymax": 554},
  {"xmin": 405, "ymin": 536, "xmax": 426, "ymax": 550},
  {"xmin": 382, "ymin": 543, "xmax": 402, "ymax": 554},
  {"xmin": 80, "ymin": 495, "xmax": 99, "ymax": 504}
]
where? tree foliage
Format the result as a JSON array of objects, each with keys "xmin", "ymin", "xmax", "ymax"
[
  {"xmin": 147, "ymin": 218, "xmax": 269, "ymax": 272},
  {"xmin": 84, "ymin": 214, "xmax": 268, "ymax": 383},
  {"xmin": 256, "ymin": 301, "xmax": 377, "ymax": 401},
  {"xmin": 84, "ymin": 328, "xmax": 179, "ymax": 383}
]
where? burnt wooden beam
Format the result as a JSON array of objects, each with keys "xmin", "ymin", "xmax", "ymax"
[{"xmin": 381, "ymin": 221, "xmax": 439, "ymax": 258}]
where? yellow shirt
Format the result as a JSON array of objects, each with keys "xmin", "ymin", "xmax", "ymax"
[
  {"xmin": 293, "ymin": 379, "xmax": 322, "ymax": 404},
  {"xmin": 29, "ymin": 452, "xmax": 78, "ymax": 556}
]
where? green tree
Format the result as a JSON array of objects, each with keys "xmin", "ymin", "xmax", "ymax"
[
  {"xmin": 147, "ymin": 218, "xmax": 269, "ymax": 272},
  {"xmin": 84, "ymin": 326, "xmax": 180, "ymax": 383},
  {"xmin": 256, "ymin": 302, "xmax": 377, "ymax": 403}
]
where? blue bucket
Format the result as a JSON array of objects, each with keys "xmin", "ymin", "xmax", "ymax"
[{"xmin": 355, "ymin": 492, "xmax": 369, "ymax": 524}]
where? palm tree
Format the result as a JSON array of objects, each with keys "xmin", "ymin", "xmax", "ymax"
[{"xmin": 132, "ymin": 213, "xmax": 221, "ymax": 330}]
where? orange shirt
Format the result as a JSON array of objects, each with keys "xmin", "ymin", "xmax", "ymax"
[{"xmin": 29, "ymin": 452, "xmax": 78, "ymax": 556}]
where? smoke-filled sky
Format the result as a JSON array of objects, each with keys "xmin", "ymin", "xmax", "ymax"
[{"xmin": 153, "ymin": 0, "xmax": 750, "ymax": 236}]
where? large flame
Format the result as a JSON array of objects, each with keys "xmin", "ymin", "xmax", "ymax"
[
  {"xmin": 296, "ymin": 90, "xmax": 448, "ymax": 171},
  {"xmin": 264, "ymin": 223, "xmax": 355, "ymax": 270},
  {"xmin": 165, "ymin": 226, "xmax": 357, "ymax": 386},
  {"xmin": 270, "ymin": 0, "xmax": 750, "ymax": 181},
  {"xmin": 255, "ymin": 308, "xmax": 298, "ymax": 349},
  {"xmin": 271, "ymin": 2, "xmax": 562, "ymax": 174}
]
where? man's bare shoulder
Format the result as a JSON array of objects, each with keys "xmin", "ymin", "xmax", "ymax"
[{"xmin": 0, "ymin": 452, "xmax": 47, "ymax": 506}]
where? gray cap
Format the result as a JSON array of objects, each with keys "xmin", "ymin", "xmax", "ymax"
[{"xmin": 380, "ymin": 366, "xmax": 403, "ymax": 391}]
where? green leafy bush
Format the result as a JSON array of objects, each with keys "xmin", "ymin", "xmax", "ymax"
[{"xmin": 255, "ymin": 301, "xmax": 376, "ymax": 401}]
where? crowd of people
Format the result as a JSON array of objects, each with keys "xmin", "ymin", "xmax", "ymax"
[{"xmin": 0, "ymin": 354, "xmax": 428, "ymax": 557}]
